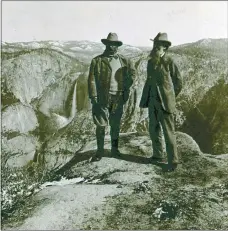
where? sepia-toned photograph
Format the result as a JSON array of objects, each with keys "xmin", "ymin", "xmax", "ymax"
[{"xmin": 1, "ymin": 1, "xmax": 228, "ymax": 230}]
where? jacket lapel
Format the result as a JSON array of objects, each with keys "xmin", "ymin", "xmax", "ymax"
[
  {"xmin": 101, "ymin": 56, "xmax": 112, "ymax": 71},
  {"xmin": 100, "ymin": 53, "xmax": 127, "ymax": 71},
  {"xmin": 118, "ymin": 55, "xmax": 127, "ymax": 68}
]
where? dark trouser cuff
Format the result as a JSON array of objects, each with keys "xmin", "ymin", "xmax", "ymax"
[{"xmin": 111, "ymin": 139, "xmax": 119, "ymax": 149}]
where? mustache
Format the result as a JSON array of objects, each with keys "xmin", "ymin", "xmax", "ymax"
[
  {"xmin": 105, "ymin": 47, "xmax": 118, "ymax": 55},
  {"xmin": 108, "ymin": 47, "xmax": 117, "ymax": 52}
]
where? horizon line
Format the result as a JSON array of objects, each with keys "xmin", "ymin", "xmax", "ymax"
[{"xmin": 1, "ymin": 37, "xmax": 228, "ymax": 48}]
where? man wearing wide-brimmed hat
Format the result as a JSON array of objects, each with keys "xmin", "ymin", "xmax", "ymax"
[
  {"xmin": 140, "ymin": 32, "xmax": 183, "ymax": 171},
  {"xmin": 88, "ymin": 32, "xmax": 136, "ymax": 161}
]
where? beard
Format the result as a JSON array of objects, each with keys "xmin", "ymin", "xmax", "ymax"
[{"xmin": 149, "ymin": 48, "xmax": 161, "ymax": 66}]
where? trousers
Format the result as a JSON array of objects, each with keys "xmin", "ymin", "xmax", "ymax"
[
  {"xmin": 96, "ymin": 93, "xmax": 124, "ymax": 150},
  {"xmin": 148, "ymin": 97, "xmax": 179, "ymax": 164}
]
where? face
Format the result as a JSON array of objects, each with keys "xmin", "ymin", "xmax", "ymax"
[
  {"xmin": 152, "ymin": 42, "xmax": 167, "ymax": 57},
  {"xmin": 106, "ymin": 44, "xmax": 118, "ymax": 54}
]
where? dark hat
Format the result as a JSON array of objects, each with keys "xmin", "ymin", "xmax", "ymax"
[
  {"xmin": 150, "ymin": 32, "xmax": 171, "ymax": 47},
  {"xmin": 101, "ymin": 32, "xmax": 123, "ymax": 46},
  {"xmin": 92, "ymin": 104, "xmax": 109, "ymax": 127}
]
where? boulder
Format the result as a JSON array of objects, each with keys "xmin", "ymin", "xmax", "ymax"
[
  {"xmin": 176, "ymin": 131, "xmax": 201, "ymax": 161},
  {"xmin": 2, "ymin": 135, "xmax": 39, "ymax": 168},
  {"xmin": 2, "ymin": 103, "xmax": 38, "ymax": 135}
]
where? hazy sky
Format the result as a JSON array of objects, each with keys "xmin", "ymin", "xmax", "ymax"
[{"xmin": 2, "ymin": 1, "xmax": 228, "ymax": 46}]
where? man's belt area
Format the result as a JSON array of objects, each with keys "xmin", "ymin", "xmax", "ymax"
[{"xmin": 109, "ymin": 90, "xmax": 124, "ymax": 96}]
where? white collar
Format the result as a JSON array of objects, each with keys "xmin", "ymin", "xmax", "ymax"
[{"xmin": 161, "ymin": 52, "xmax": 165, "ymax": 57}]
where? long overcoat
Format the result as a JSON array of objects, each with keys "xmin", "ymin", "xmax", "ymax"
[{"xmin": 139, "ymin": 54, "xmax": 182, "ymax": 113}]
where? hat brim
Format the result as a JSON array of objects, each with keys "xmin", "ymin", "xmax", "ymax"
[
  {"xmin": 101, "ymin": 39, "xmax": 123, "ymax": 46},
  {"xmin": 150, "ymin": 39, "xmax": 171, "ymax": 47}
]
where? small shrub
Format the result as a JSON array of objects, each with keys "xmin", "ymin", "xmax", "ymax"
[{"xmin": 1, "ymin": 160, "xmax": 56, "ymax": 224}]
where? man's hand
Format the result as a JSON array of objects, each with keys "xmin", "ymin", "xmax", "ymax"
[{"xmin": 91, "ymin": 96, "xmax": 98, "ymax": 105}]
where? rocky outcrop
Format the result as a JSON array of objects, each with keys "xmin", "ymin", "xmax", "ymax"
[
  {"xmin": 2, "ymin": 103, "xmax": 38, "ymax": 134},
  {"xmin": 1, "ymin": 103, "xmax": 39, "ymax": 167},
  {"xmin": 45, "ymin": 132, "xmax": 228, "ymax": 230},
  {"xmin": 1, "ymin": 48, "xmax": 89, "ymax": 167},
  {"xmin": 2, "ymin": 135, "xmax": 39, "ymax": 168},
  {"xmin": 42, "ymin": 111, "xmax": 95, "ymax": 171},
  {"xmin": 3, "ymin": 132, "xmax": 228, "ymax": 230}
]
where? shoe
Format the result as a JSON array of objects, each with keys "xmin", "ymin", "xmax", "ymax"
[
  {"xmin": 166, "ymin": 163, "xmax": 178, "ymax": 172},
  {"xmin": 150, "ymin": 156, "xmax": 167, "ymax": 164},
  {"xmin": 90, "ymin": 155, "xmax": 102, "ymax": 162},
  {"xmin": 90, "ymin": 150, "xmax": 103, "ymax": 162},
  {"xmin": 111, "ymin": 139, "xmax": 121, "ymax": 157}
]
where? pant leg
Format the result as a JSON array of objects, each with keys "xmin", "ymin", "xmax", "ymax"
[
  {"xmin": 148, "ymin": 99, "xmax": 164, "ymax": 158},
  {"xmin": 108, "ymin": 94, "xmax": 124, "ymax": 141},
  {"xmin": 159, "ymin": 109, "xmax": 179, "ymax": 164},
  {"xmin": 96, "ymin": 125, "xmax": 105, "ymax": 152}
]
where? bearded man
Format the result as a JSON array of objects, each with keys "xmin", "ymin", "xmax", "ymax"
[{"xmin": 140, "ymin": 32, "xmax": 182, "ymax": 171}]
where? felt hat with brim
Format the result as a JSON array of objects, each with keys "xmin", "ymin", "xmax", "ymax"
[
  {"xmin": 92, "ymin": 104, "xmax": 109, "ymax": 127},
  {"xmin": 101, "ymin": 32, "xmax": 123, "ymax": 46},
  {"xmin": 150, "ymin": 32, "xmax": 172, "ymax": 47}
]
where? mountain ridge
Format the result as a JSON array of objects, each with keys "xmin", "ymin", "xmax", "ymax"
[
  {"xmin": 2, "ymin": 37, "xmax": 228, "ymax": 47},
  {"xmin": 2, "ymin": 38, "xmax": 227, "ymax": 63}
]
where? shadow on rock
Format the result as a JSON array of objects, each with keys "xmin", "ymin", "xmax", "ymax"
[
  {"xmin": 108, "ymin": 151, "xmax": 178, "ymax": 172},
  {"xmin": 56, "ymin": 148, "xmax": 175, "ymax": 176},
  {"xmin": 110, "ymin": 152, "xmax": 151, "ymax": 164},
  {"xmin": 56, "ymin": 150, "xmax": 96, "ymax": 174}
]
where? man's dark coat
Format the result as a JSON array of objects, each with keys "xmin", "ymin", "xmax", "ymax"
[
  {"xmin": 139, "ymin": 54, "xmax": 182, "ymax": 113},
  {"xmin": 88, "ymin": 53, "xmax": 135, "ymax": 107}
]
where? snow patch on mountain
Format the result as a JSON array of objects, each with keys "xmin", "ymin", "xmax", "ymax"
[
  {"xmin": 48, "ymin": 41, "xmax": 65, "ymax": 47},
  {"xmin": 52, "ymin": 46, "xmax": 64, "ymax": 52},
  {"xmin": 198, "ymin": 39, "xmax": 213, "ymax": 45},
  {"xmin": 22, "ymin": 42, "xmax": 43, "ymax": 48},
  {"xmin": 70, "ymin": 47, "xmax": 83, "ymax": 51},
  {"xmin": 122, "ymin": 45, "xmax": 142, "ymax": 52}
]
